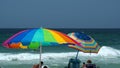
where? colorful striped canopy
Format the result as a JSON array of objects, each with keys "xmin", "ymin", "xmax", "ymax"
[
  {"xmin": 3, "ymin": 28, "xmax": 81, "ymax": 49},
  {"xmin": 68, "ymin": 32, "xmax": 101, "ymax": 53}
]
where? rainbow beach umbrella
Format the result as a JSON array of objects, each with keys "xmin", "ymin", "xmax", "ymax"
[
  {"xmin": 2, "ymin": 28, "xmax": 81, "ymax": 68},
  {"xmin": 68, "ymin": 32, "xmax": 101, "ymax": 53}
]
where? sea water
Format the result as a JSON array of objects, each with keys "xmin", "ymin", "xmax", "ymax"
[{"xmin": 0, "ymin": 28, "xmax": 120, "ymax": 68}]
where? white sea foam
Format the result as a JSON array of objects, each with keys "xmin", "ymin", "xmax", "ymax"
[
  {"xmin": 98, "ymin": 46, "xmax": 120, "ymax": 58},
  {"xmin": 0, "ymin": 46, "xmax": 120, "ymax": 64},
  {"xmin": 0, "ymin": 53, "xmax": 38, "ymax": 61},
  {"xmin": 77, "ymin": 46, "xmax": 120, "ymax": 58}
]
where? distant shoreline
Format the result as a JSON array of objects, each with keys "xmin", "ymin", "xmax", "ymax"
[{"xmin": 0, "ymin": 28, "xmax": 120, "ymax": 34}]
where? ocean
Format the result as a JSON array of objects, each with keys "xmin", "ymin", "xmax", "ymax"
[{"xmin": 0, "ymin": 28, "xmax": 120, "ymax": 68}]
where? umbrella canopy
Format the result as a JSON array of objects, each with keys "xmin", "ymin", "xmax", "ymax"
[
  {"xmin": 3, "ymin": 28, "xmax": 81, "ymax": 49},
  {"xmin": 68, "ymin": 32, "xmax": 101, "ymax": 53},
  {"xmin": 2, "ymin": 28, "xmax": 82, "ymax": 68}
]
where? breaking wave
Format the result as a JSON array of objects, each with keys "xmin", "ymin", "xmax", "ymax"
[{"xmin": 0, "ymin": 46, "xmax": 120, "ymax": 64}]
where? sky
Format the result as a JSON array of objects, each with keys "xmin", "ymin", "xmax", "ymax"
[{"xmin": 0, "ymin": 0, "xmax": 120, "ymax": 28}]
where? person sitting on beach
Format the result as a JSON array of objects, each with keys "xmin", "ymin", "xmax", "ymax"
[
  {"xmin": 43, "ymin": 65, "xmax": 48, "ymax": 68},
  {"xmin": 86, "ymin": 60, "xmax": 96, "ymax": 68},
  {"xmin": 82, "ymin": 62, "xmax": 86, "ymax": 68},
  {"xmin": 33, "ymin": 61, "xmax": 49, "ymax": 68},
  {"xmin": 33, "ymin": 64, "xmax": 39, "ymax": 68},
  {"xmin": 41, "ymin": 62, "xmax": 49, "ymax": 68}
]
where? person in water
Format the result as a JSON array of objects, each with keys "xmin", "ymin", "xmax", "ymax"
[
  {"xmin": 33, "ymin": 61, "xmax": 48, "ymax": 68},
  {"xmin": 82, "ymin": 62, "xmax": 86, "ymax": 68}
]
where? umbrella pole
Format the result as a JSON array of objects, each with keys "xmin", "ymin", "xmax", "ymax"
[
  {"xmin": 75, "ymin": 50, "xmax": 79, "ymax": 59},
  {"xmin": 39, "ymin": 44, "xmax": 42, "ymax": 68},
  {"xmin": 90, "ymin": 50, "xmax": 91, "ymax": 55}
]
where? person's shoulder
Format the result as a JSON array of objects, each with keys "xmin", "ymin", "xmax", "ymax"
[{"xmin": 33, "ymin": 64, "xmax": 39, "ymax": 68}]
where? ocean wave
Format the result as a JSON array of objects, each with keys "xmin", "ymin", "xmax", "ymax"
[{"xmin": 0, "ymin": 46, "xmax": 120, "ymax": 64}]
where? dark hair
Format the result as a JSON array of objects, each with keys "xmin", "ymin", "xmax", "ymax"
[
  {"xmin": 41, "ymin": 61, "xmax": 44, "ymax": 65},
  {"xmin": 87, "ymin": 60, "xmax": 92, "ymax": 63},
  {"xmin": 83, "ymin": 62, "xmax": 85, "ymax": 64},
  {"xmin": 43, "ymin": 66, "xmax": 48, "ymax": 68}
]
